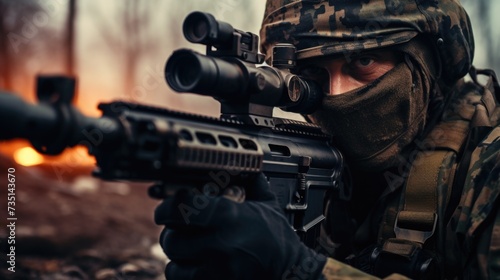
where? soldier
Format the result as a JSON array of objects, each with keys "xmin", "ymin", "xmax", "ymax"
[{"xmin": 155, "ymin": 0, "xmax": 500, "ymax": 279}]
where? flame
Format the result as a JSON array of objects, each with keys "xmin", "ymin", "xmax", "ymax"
[
  {"xmin": 3, "ymin": 141, "xmax": 96, "ymax": 169},
  {"xmin": 58, "ymin": 146, "xmax": 96, "ymax": 166},
  {"xmin": 13, "ymin": 147, "xmax": 44, "ymax": 167}
]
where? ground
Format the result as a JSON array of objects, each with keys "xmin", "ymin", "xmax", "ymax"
[{"xmin": 0, "ymin": 153, "xmax": 166, "ymax": 280}]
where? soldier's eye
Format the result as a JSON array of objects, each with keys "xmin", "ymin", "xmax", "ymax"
[
  {"xmin": 352, "ymin": 56, "xmax": 375, "ymax": 68},
  {"xmin": 346, "ymin": 51, "xmax": 400, "ymax": 83}
]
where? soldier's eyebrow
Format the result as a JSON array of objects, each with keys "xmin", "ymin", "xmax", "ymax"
[{"xmin": 347, "ymin": 49, "xmax": 403, "ymax": 62}]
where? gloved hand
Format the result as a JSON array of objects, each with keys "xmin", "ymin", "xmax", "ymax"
[{"xmin": 154, "ymin": 173, "xmax": 326, "ymax": 280}]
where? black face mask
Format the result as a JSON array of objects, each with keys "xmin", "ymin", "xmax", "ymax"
[{"xmin": 310, "ymin": 60, "xmax": 430, "ymax": 171}]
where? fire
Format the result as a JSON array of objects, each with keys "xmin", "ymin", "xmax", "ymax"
[
  {"xmin": 13, "ymin": 147, "xmax": 44, "ymax": 167},
  {"xmin": 57, "ymin": 146, "xmax": 96, "ymax": 166},
  {"xmin": 2, "ymin": 141, "xmax": 96, "ymax": 168}
]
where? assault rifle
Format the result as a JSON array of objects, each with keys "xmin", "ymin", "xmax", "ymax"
[{"xmin": 0, "ymin": 12, "xmax": 347, "ymax": 248}]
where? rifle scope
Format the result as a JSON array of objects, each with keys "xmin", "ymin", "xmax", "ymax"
[
  {"xmin": 165, "ymin": 49, "xmax": 322, "ymax": 113},
  {"xmin": 166, "ymin": 12, "xmax": 323, "ymax": 114}
]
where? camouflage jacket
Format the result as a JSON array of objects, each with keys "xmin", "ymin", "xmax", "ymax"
[{"xmin": 319, "ymin": 70, "xmax": 500, "ymax": 279}]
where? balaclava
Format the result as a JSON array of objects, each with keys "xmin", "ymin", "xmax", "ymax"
[{"xmin": 309, "ymin": 38, "xmax": 438, "ymax": 171}]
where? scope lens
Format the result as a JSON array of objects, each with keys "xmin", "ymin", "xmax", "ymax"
[
  {"xmin": 190, "ymin": 21, "xmax": 208, "ymax": 42},
  {"xmin": 183, "ymin": 12, "xmax": 210, "ymax": 43},
  {"xmin": 287, "ymin": 76, "xmax": 303, "ymax": 102},
  {"xmin": 165, "ymin": 51, "xmax": 203, "ymax": 92},
  {"xmin": 174, "ymin": 55, "xmax": 200, "ymax": 89}
]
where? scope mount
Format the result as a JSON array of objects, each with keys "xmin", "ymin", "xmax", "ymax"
[{"xmin": 205, "ymin": 31, "xmax": 264, "ymax": 65}]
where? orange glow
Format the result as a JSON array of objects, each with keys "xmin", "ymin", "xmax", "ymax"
[
  {"xmin": 13, "ymin": 147, "xmax": 44, "ymax": 167},
  {"xmin": 3, "ymin": 140, "xmax": 96, "ymax": 169},
  {"xmin": 57, "ymin": 146, "xmax": 96, "ymax": 166}
]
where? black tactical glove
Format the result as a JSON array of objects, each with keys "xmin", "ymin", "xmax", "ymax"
[{"xmin": 154, "ymin": 173, "xmax": 326, "ymax": 280}]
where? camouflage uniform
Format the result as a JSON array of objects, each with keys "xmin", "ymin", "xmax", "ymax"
[{"xmin": 260, "ymin": 0, "xmax": 500, "ymax": 278}]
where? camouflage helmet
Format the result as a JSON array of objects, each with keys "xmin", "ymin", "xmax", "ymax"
[{"xmin": 260, "ymin": 0, "xmax": 474, "ymax": 83}]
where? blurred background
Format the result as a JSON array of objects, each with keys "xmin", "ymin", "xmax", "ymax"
[
  {"xmin": 0, "ymin": 0, "xmax": 497, "ymax": 279},
  {"xmin": 0, "ymin": 0, "xmax": 267, "ymax": 116}
]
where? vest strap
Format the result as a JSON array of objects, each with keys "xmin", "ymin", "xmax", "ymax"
[{"xmin": 394, "ymin": 151, "xmax": 452, "ymax": 243}]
